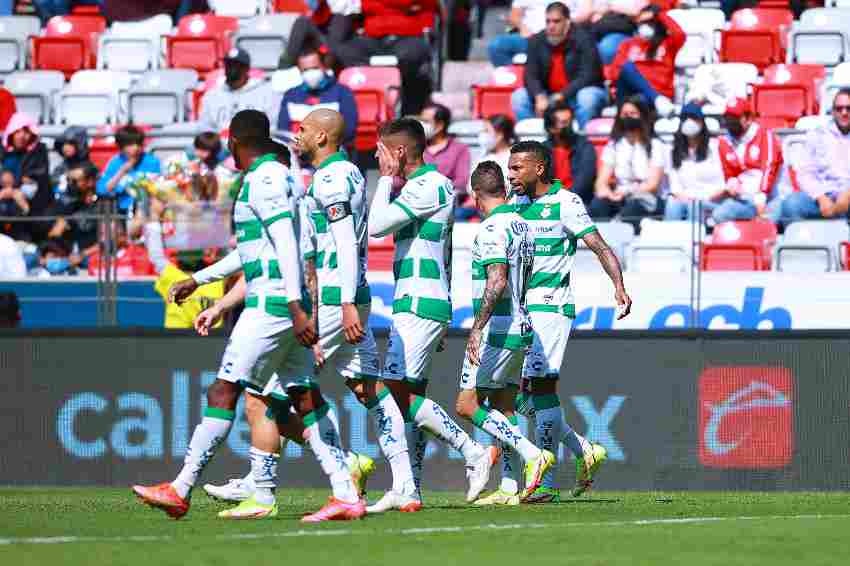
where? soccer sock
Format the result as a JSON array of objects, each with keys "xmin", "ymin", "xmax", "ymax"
[
  {"xmin": 303, "ymin": 401, "xmax": 358, "ymax": 504},
  {"xmin": 561, "ymin": 413, "xmax": 593, "ymax": 458},
  {"xmin": 172, "ymin": 407, "xmax": 234, "ymax": 499},
  {"xmin": 499, "ymin": 414, "xmax": 522, "ymax": 495},
  {"xmin": 249, "ymin": 446, "xmax": 279, "ymax": 505},
  {"xmin": 404, "ymin": 422, "xmax": 427, "ymax": 497},
  {"xmin": 367, "ymin": 388, "xmax": 416, "ymax": 496},
  {"xmin": 472, "ymin": 406, "xmax": 541, "ymax": 463},
  {"xmin": 410, "ymin": 395, "xmax": 485, "ymax": 464},
  {"xmin": 533, "ymin": 395, "xmax": 563, "ymax": 489}
]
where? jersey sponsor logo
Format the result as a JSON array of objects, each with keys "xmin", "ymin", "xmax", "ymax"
[
  {"xmin": 698, "ymin": 366, "xmax": 793, "ymax": 469},
  {"xmin": 510, "ymin": 220, "xmax": 528, "ymax": 235},
  {"xmin": 325, "ymin": 201, "xmax": 352, "ymax": 223}
]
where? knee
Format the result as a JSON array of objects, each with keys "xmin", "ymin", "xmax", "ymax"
[
  {"xmin": 206, "ymin": 379, "xmax": 240, "ymax": 410},
  {"xmin": 244, "ymin": 394, "xmax": 267, "ymax": 424},
  {"xmin": 575, "ymin": 87, "xmax": 605, "ymax": 109}
]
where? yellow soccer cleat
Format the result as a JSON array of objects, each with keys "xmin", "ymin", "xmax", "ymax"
[
  {"xmin": 473, "ymin": 489, "xmax": 520, "ymax": 506},
  {"xmin": 520, "ymin": 450, "xmax": 556, "ymax": 502},
  {"xmin": 217, "ymin": 496, "xmax": 278, "ymax": 519},
  {"xmin": 572, "ymin": 443, "xmax": 607, "ymax": 498},
  {"xmin": 347, "ymin": 452, "xmax": 375, "ymax": 497}
]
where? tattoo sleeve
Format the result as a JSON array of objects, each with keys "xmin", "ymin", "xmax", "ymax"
[
  {"xmin": 584, "ymin": 231, "xmax": 625, "ymax": 290},
  {"xmin": 472, "ymin": 263, "xmax": 508, "ymax": 332},
  {"xmin": 304, "ymin": 258, "xmax": 319, "ymax": 323}
]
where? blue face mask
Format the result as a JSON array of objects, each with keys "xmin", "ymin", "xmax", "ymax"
[{"xmin": 46, "ymin": 257, "xmax": 70, "ymax": 275}]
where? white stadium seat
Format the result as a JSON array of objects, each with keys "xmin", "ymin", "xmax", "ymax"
[
  {"xmin": 234, "ymin": 14, "xmax": 299, "ymax": 71},
  {"xmin": 210, "ymin": 0, "xmax": 267, "ymax": 18},
  {"xmin": 685, "ymin": 63, "xmax": 759, "ymax": 113},
  {"xmin": 58, "ymin": 70, "xmax": 132, "ymax": 126},
  {"xmin": 5, "ymin": 70, "xmax": 66, "ymax": 124},
  {"xmin": 574, "ymin": 221, "xmax": 635, "ymax": 273},
  {"xmin": 627, "ymin": 220, "xmax": 705, "ymax": 273},
  {"xmin": 788, "ymin": 8, "xmax": 850, "ymax": 67},
  {"xmin": 0, "ymin": 15, "xmax": 40, "ymax": 73},
  {"xmin": 128, "ymin": 69, "xmax": 199, "ymax": 125},
  {"xmin": 773, "ymin": 220, "xmax": 850, "ymax": 272},
  {"xmin": 98, "ymin": 15, "xmax": 173, "ymax": 73},
  {"xmin": 668, "ymin": 9, "xmax": 725, "ymax": 71}
]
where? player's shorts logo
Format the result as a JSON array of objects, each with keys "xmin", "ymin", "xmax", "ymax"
[{"xmin": 698, "ymin": 366, "xmax": 794, "ymax": 469}]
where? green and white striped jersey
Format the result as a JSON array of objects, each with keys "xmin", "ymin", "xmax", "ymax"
[
  {"xmin": 306, "ymin": 152, "xmax": 371, "ymax": 306},
  {"xmin": 384, "ymin": 164, "xmax": 455, "ymax": 323},
  {"xmin": 232, "ymin": 153, "xmax": 301, "ymax": 316},
  {"xmin": 513, "ymin": 181, "xmax": 596, "ymax": 317},
  {"xmin": 471, "ymin": 204, "xmax": 535, "ymax": 350}
]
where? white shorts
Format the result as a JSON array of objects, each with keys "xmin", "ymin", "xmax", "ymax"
[
  {"xmin": 459, "ymin": 340, "xmax": 525, "ymax": 391},
  {"xmin": 315, "ymin": 304, "xmax": 382, "ymax": 381},
  {"xmin": 522, "ymin": 311, "xmax": 573, "ymax": 380},
  {"xmin": 382, "ymin": 312, "xmax": 446, "ymax": 383},
  {"xmin": 216, "ymin": 306, "xmax": 313, "ymax": 399}
]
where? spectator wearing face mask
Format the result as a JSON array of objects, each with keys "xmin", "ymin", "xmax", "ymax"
[
  {"xmin": 33, "ymin": 238, "xmax": 76, "ymax": 278},
  {"xmin": 51, "ymin": 126, "xmax": 92, "ymax": 196},
  {"xmin": 717, "ymin": 97, "xmax": 782, "ymax": 219},
  {"xmin": 46, "ymin": 164, "xmax": 100, "ymax": 267},
  {"xmin": 198, "ymin": 48, "xmax": 279, "ymax": 134},
  {"xmin": 277, "ymin": 47, "xmax": 358, "ymax": 148},
  {"xmin": 543, "ymin": 100, "xmax": 597, "ymax": 204},
  {"xmin": 608, "ymin": 3, "xmax": 684, "ymax": 118},
  {"xmin": 470, "ymin": 114, "xmax": 516, "ymax": 191},
  {"xmin": 422, "ymin": 102, "xmax": 471, "ymax": 200},
  {"xmin": 97, "ymin": 125, "xmax": 161, "ymax": 214},
  {"xmin": 664, "ymin": 103, "xmax": 733, "ymax": 222},
  {"xmin": 1, "ymin": 113, "xmax": 51, "ymax": 226},
  {"xmin": 591, "ymin": 95, "xmax": 664, "ymax": 229}
]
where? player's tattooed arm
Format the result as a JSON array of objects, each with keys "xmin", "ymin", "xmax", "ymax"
[
  {"xmin": 583, "ymin": 231, "xmax": 632, "ymax": 319},
  {"xmin": 467, "ymin": 263, "xmax": 508, "ymax": 365},
  {"xmin": 304, "ymin": 257, "xmax": 319, "ymax": 325}
]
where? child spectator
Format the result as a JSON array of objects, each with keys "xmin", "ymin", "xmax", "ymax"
[
  {"xmin": 96, "ymin": 125, "xmax": 161, "ymax": 214},
  {"xmin": 51, "ymin": 126, "xmax": 91, "ymax": 196}
]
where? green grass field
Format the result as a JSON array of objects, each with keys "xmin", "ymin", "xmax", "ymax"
[{"xmin": 1, "ymin": 488, "xmax": 848, "ymax": 565}]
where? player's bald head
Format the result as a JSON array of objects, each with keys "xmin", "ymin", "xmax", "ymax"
[{"xmin": 304, "ymin": 108, "xmax": 345, "ymax": 145}]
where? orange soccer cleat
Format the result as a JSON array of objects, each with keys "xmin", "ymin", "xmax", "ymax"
[
  {"xmin": 301, "ymin": 497, "xmax": 366, "ymax": 523},
  {"xmin": 132, "ymin": 482, "xmax": 190, "ymax": 519}
]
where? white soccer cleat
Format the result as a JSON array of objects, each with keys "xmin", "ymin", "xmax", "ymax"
[
  {"xmin": 203, "ymin": 476, "xmax": 253, "ymax": 503},
  {"xmin": 465, "ymin": 445, "xmax": 500, "ymax": 503},
  {"xmin": 365, "ymin": 490, "xmax": 422, "ymax": 514}
]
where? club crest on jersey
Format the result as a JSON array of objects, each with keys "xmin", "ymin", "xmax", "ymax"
[{"xmin": 540, "ymin": 206, "xmax": 552, "ymax": 218}]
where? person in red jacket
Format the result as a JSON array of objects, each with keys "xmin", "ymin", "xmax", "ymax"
[
  {"xmin": 716, "ymin": 97, "xmax": 783, "ymax": 222},
  {"xmin": 608, "ymin": 3, "xmax": 685, "ymax": 118},
  {"xmin": 336, "ymin": 0, "xmax": 438, "ymax": 116}
]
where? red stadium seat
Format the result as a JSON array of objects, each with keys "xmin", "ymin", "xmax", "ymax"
[
  {"xmin": 88, "ymin": 244, "xmax": 156, "ymax": 277},
  {"xmin": 168, "ymin": 14, "xmax": 239, "ymax": 76},
  {"xmin": 338, "ymin": 66, "xmax": 401, "ymax": 152},
  {"xmin": 273, "ymin": 0, "xmax": 311, "ymax": 13},
  {"xmin": 761, "ymin": 63, "xmax": 826, "ymax": 115},
  {"xmin": 175, "ymin": 14, "xmax": 239, "ymax": 59},
  {"xmin": 720, "ymin": 9, "xmax": 793, "ymax": 71},
  {"xmin": 88, "ymin": 137, "xmax": 118, "ymax": 171},
  {"xmin": 71, "ymin": 4, "xmax": 102, "ymax": 15},
  {"xmin": 32, "ymin": 15, "xmax": 106, "ymax": 78},
  {"xmin": 368, "ymin": 235, "xmax": 395, "ymax": 272},
  {"xmin": 472, "ymin": 65, "xmax": 524, "ymax": 119},
  {"xmin": 841, "ymin": 242, "xmax": 850, "ymax": 270},
  {"xmin": 701, "ymin": 219, "xmax": 778, "ymax": 271}
]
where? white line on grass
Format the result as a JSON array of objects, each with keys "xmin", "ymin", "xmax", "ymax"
[{"xmin": 1, "ymin": 514, "xmax": 848, "ymax": 546}]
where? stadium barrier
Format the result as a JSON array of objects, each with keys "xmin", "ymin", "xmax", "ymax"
[{"xmin": 2, "ymin": 329, "xmax": 849, "ymax": 491}]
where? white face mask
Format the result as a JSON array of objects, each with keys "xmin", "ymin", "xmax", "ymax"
[
  {"xmin": 421, "ymin": 120, "xmax": 436, "ymax": 141},
  {"xmin": 478, "ymin": 131, "xmax": 497, "ymax": 151},
  {"xmin": 637, "ymin": 23, "xmax": 655, "ymax": 40},
  {"xmin": 301, "ymin": 68, "xmax": 325, "ymax": 90},
  {"xmin": 680, "ymin": 118, "xmax": 702, "ymax": 138}
]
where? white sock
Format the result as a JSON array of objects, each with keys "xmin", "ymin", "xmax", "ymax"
[
  {"xmin": 499, "ymin": 415, "xmax": 521, "ymax": 495},
  {"xmin": 304, "ymin": 402, "xmax": 358, "ymax": 504},
  {"xmin": 249, "ymin": 447, "xmax": 279, "ymax": 505},
  {"xmin": 561, "ymin": 413, "xmax": 592, "ymax": 457},
  {"xmin": 172, "ymin": 408, "xmax": 234, "ymax": 498},
  {"xmin": 534, "ymin": 405, "xmax": 562, "ymax": 489},
  {"xmin": 411, "ymin": 395, "xmax": 484, "ymax": 464},
  {"xmin": 472, "ymin": 406, "xmax": 540, "ymax": 462},
  {"xmin": 404, "ymin": 422, "xmax": 427, "ymax": 497},
  {"xmin": 368, "ymin": 389, "xmax": 416, "ymax": 496}
]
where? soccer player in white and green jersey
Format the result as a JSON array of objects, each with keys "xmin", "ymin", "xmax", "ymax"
[
  {"xmin": 455, "ymin": 161, "xmax": 556, "ymax": 505},
  {"xmin": 508, "ymin": 141, "xmax": 632, "ymax": 502},
  {"xmin": 367, "ymin": 118, "xmax": 498, "ymax": 512}
]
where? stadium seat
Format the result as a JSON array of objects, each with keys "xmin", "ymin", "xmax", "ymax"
[
  {"xmin": 668, "ymin": 8, "xmax": 725, "ymax": 71},
  {"xmin": 192, "ymin": 67, "xmax": 266, "ymax": 119},
  {"xmin": 701, "ymin": 219, "xmax": 778, "ymax": 270},
  {"xmin": 0, "ymin": 15, "xmax": 40, "ymax": 74},
  {"xmin": 128, "ymin": 69, "xmax": 199, "ymax": 125},
  {"xmin": 234, "ymin": 14, "xmax": 299, "ymax": 71},
  {"xmin": 97, "ymin": 14, "xmax": 173, "ymax": 73},
  {"xmin": 273, "ymin": 0, "xmax": 311, "ymax": 13},
  {"xmin": 794, "ymin": 114, "xmax": 828, "ymax": 130},
  {"xmin": 448, "ymin": 119, "xmax": 486, "ymax": 150},
  {"xmin": 821, "ymin": 62, "xmax": 850, "ymax": 113},
  {"xmin": 367, "ymin": 235, "xmax": 395, "ymax": 272},
  {"xmin": 720, "ymin": 8, "xmax": 792, "ymax": 71},
  {"xmin": 752, "ymin": 64, "xmax": 825, "ymax": 126},
  {"xmin": 210, "ymin": 0, "xmax": 267, "ymax": 18},
  {"xmin": 686, "ymin": 63, "xmax": 759, "ymax": 113},
  {"xmin": 338, "ymin": 66, "xmax": 401, "ymax": 151},
  {"xmin": 32, "ymin": 15, "xmax": 107, "ymax": 78},
  {"xmin": 584, "ymin": 117, "xmax": 613, "ymax": 160},
  {"xmin": 627, "ymin": 220, "xmax": 705, "ymax": 273},
  {"xmin": 57, "ymin": 70, "xmax": 132, "ymax": 126},
  {"xmin": 88, "ymin": 136, "xmax": 118, "ymax": 170},
  {"xmin": 773, "ymin": 220, "xmax": 850, "ymax": 272},
  {"xmin": 789, "ymin": 8, "xmax": 850, "ymax": 68},
  {"xmin": 655, "ymin": 116, "xmax": 721, "ymax": 137},
  {"xmin": 472, "ymin": 65, "xmax": 524, "ymax": 119},
  {"xmin": 515, "ymin": 118, "xmax": 546, "ymax": 142},
  {"xmin": 574, "ymin": 221, "xmax": 635, "ymax": 273},
  {"xmin": 432, "ymin": 61, "xmax": 494, "ymax": 120},
  {"xmin": 167, "ymin": 14, "xmax": 239, "ymax": 76},
  {"xmin": 4, "ymin": 70, "xmax": 65, "ymax": 124}
]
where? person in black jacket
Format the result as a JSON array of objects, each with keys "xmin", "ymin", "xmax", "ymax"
[
  {"xmin": 511, "ymin": 2, "xmax": 607, "ymax": 128},
  {"xmin": 1, "ymin": 112, "xmax": 52, "ymax": 242},
  {"xmin": 543, "ymin": 101, "xmax": 597, "ymax": 205},
  {"xmin": 51, "ymin": 126, "xmax": 92, "ymax": 196}
]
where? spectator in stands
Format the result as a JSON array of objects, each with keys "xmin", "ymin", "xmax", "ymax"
[
  {"xmin": 512, "ymin": 2, "xmax": 606, "ymax": 128},
  {"xmin": 717, "ymin": 97, "xmax": 782, "ymax": 221},
  {"xmin": 608, "ymin": 3, "xmax": 683, "ymax": 118},
  {"xmin": 32, "ymin": 238, "xmax": 76, "ymax": 277},
  {"xmin": 587, "ymin": 0, "xmax": 641, "ymax": 65},
  {"xmin": 591, "ymin": 95, "xmax": 664, "ymax": 229},
  {"xmin": 191, "ymin": 132, "xmax": 224, "ymax": 170},
  {"xmin": 1, "ymin": 113, "xmax": 51, "ymax": 227},
  {"xmin": 0, "ymin": 168, "xmax": 30, "ymax": 242},
  {"xmin": 51, "ymin": 126, "xmax": 91, "ymax": 196},
  {"xmin": 0, "ymin": 86, "xmax": 15, "ymax": 133},
  {"xmin": 279, "ymin": 0, "xmax": 359, "ymax": 70},
  {"xmin": 0, "ymin": 291, "xmax": 22, "ymax": 326},
  {"xmin": 96, "ymin": 125, "xmax": 161, "ymax": 214},
  {"xmin": 278, "ymin": 47, "xmax": 357, "ymax": 148},
  {"xmin": 471, "ymin": 114, "xmax": 516, "ymax": 189},
  {"xmin": 46, "ymin": 163, "xmax": 99, "ymax": 267},
  {"xmin": 199, "ymin": 48, "xmax": 279, "ymax": 134},
  {"xmin": 543, "ymin": 100, "xmax": 597, "ymax": 204},
  {"xmin": 422, "ymin": 102, "xmax": 471, "ymax": 198},
  {"xmin": 336, "ymin": 0, "xmax": 437, "ymax": 116},
  {"xmin": 102, "ymin": 0, "xmax": 206, "ymax": 23},
  {"xmin": 664, "ymin": 103, "xmax": 731, "ymax": 222},
  {"xmin": 778, "ymin": 88, "xmax": 850, "ymax": 225}
]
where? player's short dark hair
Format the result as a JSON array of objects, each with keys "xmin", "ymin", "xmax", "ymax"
[
  {"xmin": 425, "ymin": 102, "xmax": 452, "ymax": 128},
  {"xmin": 115, "ymin": 125, "xmax": 145, "ymax": 149},
  {"xmin": 510, "ymin": 140, "xmax": 553, "ymax": 183},
  {"xmin": 194, "ymin": 132, "xmax": 222, "ymax": 155},
  {"xmin": 269, "ymin": 141, "xmax": 291, "ymax": 167},
  {"xmin": 379, "ymin": 117, "xmax": 426, "ymax": 156},
  {"xmin": 0, "ymin": 291, "xmax": 20, "ymax": 327},
  {"xmin": 230, "ymin": 109, "xmax": 271, "ymax": 150},
  {"xmin": 546, "ymin": 1, "xmax": 570, "ymax": 18},
  {"xmin": 471, "ymin": 161, "xmax": 506, "ymax": 198}
]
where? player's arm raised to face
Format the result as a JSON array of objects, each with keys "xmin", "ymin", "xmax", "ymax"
[{"xmin": 368, "ymin": 175, "xmax": 417, "ymax": 237}]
